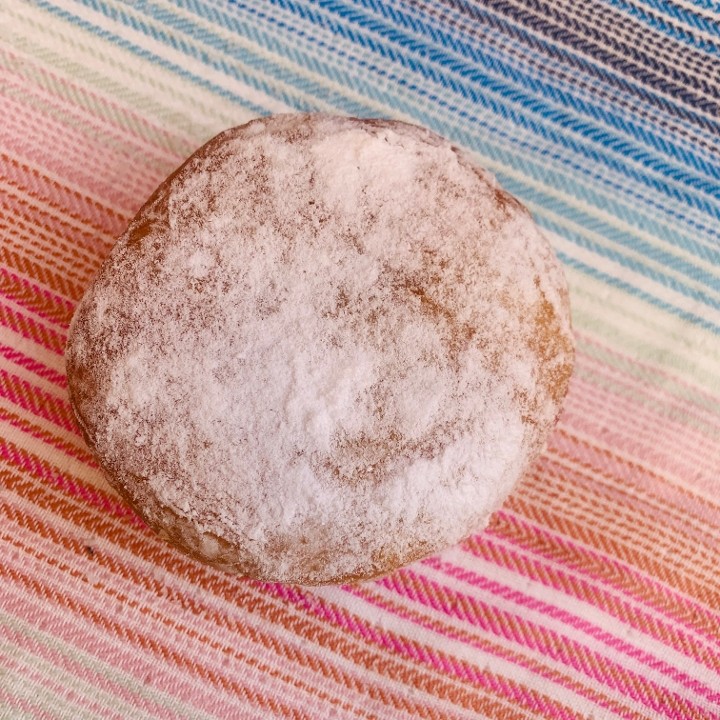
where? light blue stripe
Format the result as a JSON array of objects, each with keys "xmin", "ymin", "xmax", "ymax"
[
  {"xmin": 40, "ymin": 0, "xmax": 720, "ymax": 333},
  {"xmin": 289, "ymin": 0, "xmax": 720, "ymax": 210},
  {"xmin": 558, "ymin": 251, "xmax": 720, "ymax": 335},
  {"xmin": 33, "ymin": 0, "xmax": 277, "ymax": 116}
]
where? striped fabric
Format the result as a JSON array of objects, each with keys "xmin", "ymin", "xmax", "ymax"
[{"xmin": 1, "ymin": 0, "xmax": 719, "ymax": 717}]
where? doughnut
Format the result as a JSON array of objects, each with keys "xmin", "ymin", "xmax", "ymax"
[{"xmin": 65, "ymin": 114, "xmax": 574, "ymax": 585}]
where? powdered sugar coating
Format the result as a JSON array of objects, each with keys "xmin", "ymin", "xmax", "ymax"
[{"xmin": 66, "ymin": 115, "xmax": 574, "ymax": 584}]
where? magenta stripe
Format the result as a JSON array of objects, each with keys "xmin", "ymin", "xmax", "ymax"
[
  {"xmin": 491, "ymin": 511, "xmax": 720, "ymax": 648},
  {"xmin": 0, "ymin": 266, "xmax": 76, "ymax": 321},
  {"xmin": 0, "ymin": 367, "xmax": 77, "ymax": 434},
  {"xmin": 390, "ymin": 566, "xmax": 711, "ymax": 719},
  {"xmin": 0, "ymin": 436, "xmax": 141, "ymax": 525},
  {"xmin": 343, "ymin": 583, "xmax": 645, "ymax": 720},
  {"xmin": 261, "ymin": 582, "xmax": 578, "ymax": 720},
  {"xmin": 0, "ymin": 345, "xmax": 67, "ymax": 388},
  {"xmin": 472, "ymin": 529, "xmax": 718, "ymax": 670},
  {"xmin": 420, "ymin": 556, "xmax": 720, "ymax": 708}
]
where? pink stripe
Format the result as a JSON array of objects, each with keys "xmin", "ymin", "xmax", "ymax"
[
  {"xmin": 565, "ymin": 373, "xmax": 719, "ymax": 464},
  {"xmin": 0, "ymin": 405, "xmax": 98, "ymax": 470},
  {"xmin": 491, "ymin": 511, "xmax": 720, "ymax": 649},
  {"xmin": 0, "ymin": 534, "xmax": 343, "ymax": 720},
  {"xmin": 0, "ymin": 436, "xmax": 141, "ymax": 525},
  {"xmin": 1, "ymin": 68, "xmax": 182, "ymax": 164},
  {"xmin": 0, "ymin": 368, "xmax": 77, "ymax": 434},
  {"xmin": 345, "ymin": 582, "xmax": 646, "ymax": 720},
  {"xmin": 534, "ymin": 454, "xmax": 720, "ymax": 567},
  {"xmin": 0, "ymin": 266, "xmax": 76, "ymax": 323},
  {"xmin": 576, "ymin": 329, "xmax": 720, "ymax": 407},
  {"xmin": 0, "ymin": 345, "xmax": 67, "ymax": 388},
  {"xmin": 1, "ymin": 93, "xmax": 156, "ymax": 213},
  {"xmin": 0, "ymin": 46, "xmax": 192, "ymax": 156},
  {"xmin": 0, "ymin": 578, "xmax": 234, "ymax": 720},
  {"xmin": 0, "ymin": 656, "xmax": 52, "ymax": 720},
  {"xmin": 574, "ymin": 347, "xmax": 720, "ymax": 431},
  {"xmin": 0, "ymin": 300, "xmax": 67, "ymax": 355},
  {"xmin": 563, "ymin": 375, "xmax": 719, "ymax": 478},
  {"xmin": 550, "ymin": 425, "xmax": 720, "ymax": 521},
  {"xmin": 395, "ymin": 564, "xmax": 713, "ymax": 719},
  {"xmin": 262, "ymin": 582, "xmax": 578, "ymax": 720}
]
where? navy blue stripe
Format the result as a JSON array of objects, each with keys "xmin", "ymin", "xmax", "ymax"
[
  {"xmin": 434, "ymin": 0, "xmax": 720, "ymax": 135},
  {"xmin": 327, "ymin": 0, "xmax": 720, "ymax": 183},
  {"xmin": 38, "ymin": 0, "xmax": 720, "ymax": 333},
  {"xmin": 614, "ymin": 0, "xmax": 720, "ymax": 45},
  {"xmin": 264, "ymin": 0, "xmax": 720, "ymax": 216},
  {"xmin": 415, "ymin": 1, "xmax": 720, "ymax": 161},
  {"xmin": 485, "ymin": 0, "xmax": 720, "ymax": 113}
]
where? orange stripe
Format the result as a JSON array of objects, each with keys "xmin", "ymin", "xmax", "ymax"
[
  {"xmin": 0, "ymin": 245, "xmax": 86, "ymax": 303},
  {"xmin": 469, "ymin": 530, "xmax": 718, "ymax": 673},
  {"xmin": 1, "ymin": 465, "xmax": 515, "ymax": 720},
  {"xmin": 486, "ymin": 511, "xmax": 720, "ymax": 641},
  {"xmin": 0, "ymin": 228, "xmax": 92, "ymax": 292},
  {"xmin": 504, "ymin": 494, "xmax": 720, "ymax": 610},
  {"xmin": 348, "ymin": 584, "xmax": 648, "ymax": 720},
  {"xmin": 0, "ymin": 301, "xmax": 66, "ymax": 356},
  {"xmin": 0, "ymin": 190, "xmax": 109, "ymax": 265},
  {"xmin": 0, "ymin": 220, "xmax": 95, "ymax": 288},
  {"xmin": 0, "ymin": 405, "xmax": 97, "ymax": 468},
  {"xmin": 522, "ymin": 460, "xmax": 720, "ymax": 583},
  {"xmin": 0, "ymin": 268, "xmax": 74, "ymax": 327}
]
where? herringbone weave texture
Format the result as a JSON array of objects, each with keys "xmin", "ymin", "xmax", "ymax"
[{"xmin": 1, "ymin": 1, "xmax": 719, "ymax": 718}]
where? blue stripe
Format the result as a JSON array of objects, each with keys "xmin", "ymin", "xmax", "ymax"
[
  {"xmin": 38, "ymin": 0, "xmax": 720, "ymax": 333},
  {"xmin": 606, "ymin": 0, "xmax": 720, "ymax": 47},
  {"xmin": 213, "ymin": 0, "xmax": 720, "ymax": 240}
]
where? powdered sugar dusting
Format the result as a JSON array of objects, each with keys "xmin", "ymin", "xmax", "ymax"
[{"xmin": 66, "ymin": 115, "xmax": 574, "ymax": 584}]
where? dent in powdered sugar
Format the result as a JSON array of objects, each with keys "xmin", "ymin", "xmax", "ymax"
[{"xmin": 66, "ymin": 114, "xmax": 573, "ymax": 583}]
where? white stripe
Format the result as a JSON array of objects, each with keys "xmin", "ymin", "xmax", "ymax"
[
  {"xmin": 314, "ymin": 583, "xmax": 634, "ymax": 720},
  {"xmin": 2, "ymin": 497, "xmax": 477, "ymax": 720},
  {"xmin": 426, "ymin": 550, "xmax": 720, "ymax": 711}
]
